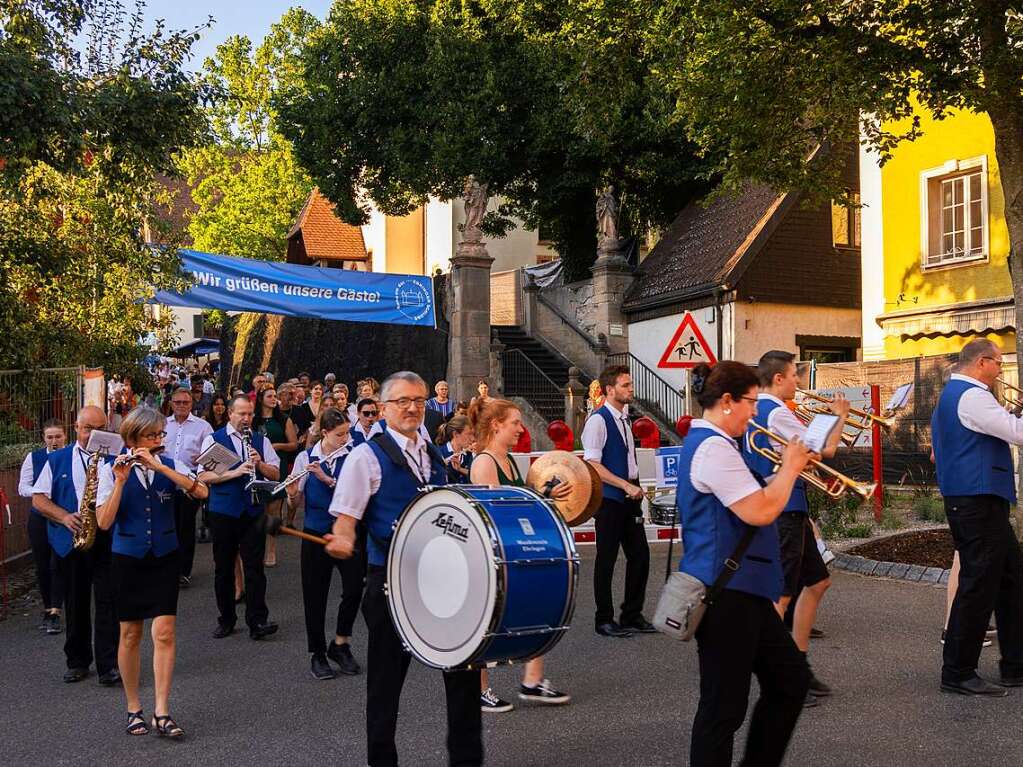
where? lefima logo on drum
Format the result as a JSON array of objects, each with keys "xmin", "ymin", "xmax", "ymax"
[{"xmin": 431, "ymin": 511, "xmax": 469, "ymax": 542}]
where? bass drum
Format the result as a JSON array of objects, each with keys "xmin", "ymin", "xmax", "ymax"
[{"xmin": 386, "ymin": 485, "xmax": 578, "ymax": 670}]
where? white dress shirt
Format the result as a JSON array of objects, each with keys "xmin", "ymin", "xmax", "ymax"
[
  {"xmin": 164, "ymin": 412, "xmax": 214, "ymax": 471},
  {"xmin": 19, "ymin": 449, "xmax": 55, "ymax": 498},
  {"xmin": 95, "ymin": 458, "xmax": 193, "ymax": 506},
  {"xmin": 690, "ymin": 419, "xmax": 763, "ymax": 507},
  {"xmin": 367, "ymin": 420, "xmax": 432, "ymax": 443},
  {"xmin": 352, "ymin": 421, "xmax": 374, "ymax": 443},
  {"xmin": 952, "ymin": 373, "xmax": 1023, "ymax": 445},
  {"xmin": 290, "ymin": 439, "xmax": 352, "ymax": 492},
  {"xmin": 759, "ymin": 393, "xmax": 808, "ymax": 446},
  {"xmin": 32, "ymin": 444, "xmax": 92, "ymax": 508},
  {"xmin": 199, "ymin": 423, "xmax": 281, "ymax": 468},
  {"xmin": 581, "ymin": 401, "xmax": 639, "ymax": 480},
  {"xmin": 329, "ymin": 426, "xmax": 431, "ymax": 520}
]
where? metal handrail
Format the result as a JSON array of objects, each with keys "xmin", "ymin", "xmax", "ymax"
[
  {"xmin": 501, "ymin": 348, "xmax": 564, "ymax": 423},
  {"xmin": 606, "ymin": 352, "xmax": 687, "ymax": 427}
]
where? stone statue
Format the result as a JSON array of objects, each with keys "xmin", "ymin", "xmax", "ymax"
[
  {"xmin": 596, "ymin": 185, "xmax": 619, "ymax": 245},
  {"xmin": 462, "ymin": 176, "xmax": 489, "ymax": 243}
]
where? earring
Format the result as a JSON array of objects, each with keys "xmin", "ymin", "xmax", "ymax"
[{"xmin": 723, "ymin": 408, "xmax": 732, "ymax": 415}]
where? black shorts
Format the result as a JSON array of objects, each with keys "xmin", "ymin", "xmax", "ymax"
[{"xmin": 776, "ymin": 514, "xmax": 829, "ymax": 597}]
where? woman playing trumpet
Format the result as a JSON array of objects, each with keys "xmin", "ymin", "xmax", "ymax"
[{"xmin": 96, "ymin": 408, "xmax": 208, "ymax": 739}]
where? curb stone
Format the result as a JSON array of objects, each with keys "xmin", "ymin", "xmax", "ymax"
[{"xmin": 833, "ymin": 554, "xmax": 950, "ymax": 586}]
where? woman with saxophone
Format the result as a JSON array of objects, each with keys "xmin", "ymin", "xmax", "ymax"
[{"xmin": 96, "ymin": 408, "xmax": 209, "ymax": 739}]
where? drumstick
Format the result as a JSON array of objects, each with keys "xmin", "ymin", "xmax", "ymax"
[{"xmin": 258, "ymin": 513, "xmax": 328, "ymax": 546}]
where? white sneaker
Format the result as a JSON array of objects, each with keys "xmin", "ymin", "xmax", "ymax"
[
  {"xmin": 817, "ymin": 538, "xmax": 836, "ymax": 565},
  {"xmin": 480, "ymin": 687, "xmax": 513, "ymax": 713}
]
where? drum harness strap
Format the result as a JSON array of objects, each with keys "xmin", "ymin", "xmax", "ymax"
[{"xmin": 368, "ymin": 432, "xmax": 448, "ymax": 554}]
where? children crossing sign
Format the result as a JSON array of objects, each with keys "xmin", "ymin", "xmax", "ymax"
[{"xmin": 657, "ymin": 312, "xmax": 717, "ymax": 369}]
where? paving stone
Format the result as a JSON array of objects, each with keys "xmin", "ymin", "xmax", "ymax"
[
  {"xmin": 888, "ymin": 562, "xmax": 910, "ymax": 579},
  {"xmin": 872, "ymin": 562, "xmax": 894, "ymax": 577},
  {"xmin": 904, "ymin": 564, "xmax": 926, "ymax": 582},
  {"xmin": 858, "ymin": 560, "xmax": 879, "ymax": 575},
  {"xmin": 920, "ymin": 567, "xmax": 943, "ymax": 584},
  {"xmin": 939, "ymin": 570, "xmax": 951, "ymax": 585},
  {"xmin": 833, "ymin": 553, "xmax": 852, "ymax": 569}
]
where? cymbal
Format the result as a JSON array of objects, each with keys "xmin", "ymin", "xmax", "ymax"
[{"xmin": 526, "ymin": 450, "xmax": 603, "ymax": 527}]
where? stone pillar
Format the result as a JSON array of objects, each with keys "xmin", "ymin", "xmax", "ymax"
[
  {"xmin": 447, "ymin": 239, "xmax": 494, "ymax": 403},
  {"xmin": 590, "ymin": 244, "xmax": 634, "ymax": 358},
  {"xmin": 489, "ymin": 340, "xmax": 505, "ymax": 395},
  {"xmin": 564, "ymin": 366, "xmax": 588, "ymax": 437},
  {"xmin": 522, "ymin": 280, "xmax": 539, "ymax": 336}
]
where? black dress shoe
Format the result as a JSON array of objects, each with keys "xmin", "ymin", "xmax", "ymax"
[
  {"xmin": 249, "ymin": 621, "xmax": 279, "ymax": 640},
  {"xmin": 809, "ymin": 627, "xmax": 825, "ymax": 639},
  {"xmin": 98, "ymin": 669, "xmax": 122, "ymax": 687},
  {"xmin": 595, "ymin": 622, "xmax": 633, "ymax": 638},
  {"xmin": 310, "ymin": 654, "xmax": 336, "ymax": 680},
  {"xmin": 212, "ymin": 623, "xmax": 235, "ymax": 639},
  {"xmin": 327, "ymin": 642, "xmax": 361, "ymax": 675},
  {"xmin": 940, "ymin": 676, "xmax": 1009, "ymax": 697},
  {"xmin": 808, "ymin": 671, "xmax": 832, "ymax": 697},
  {"xmin": 1000, "ymin": 674, "xmax": 1023, "ymax": 687},
  {"xmin": 621, "ymin": 617, "xmax": 657, "ymax": 634},
  {"xmin": 63, "ymin": 667, "xmax": 89, "ymax": 683}
]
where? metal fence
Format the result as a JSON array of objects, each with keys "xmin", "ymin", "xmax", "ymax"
[
  {"xmin": 0, "ymin": 367, "xmax": 84, "ymax": 574},
  {"xmin": 501, "ymin": 348, "xmax": 564, "ymax": 423}
]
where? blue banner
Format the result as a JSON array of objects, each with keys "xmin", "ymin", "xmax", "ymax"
[
  {"xmin": 654, "ymin": 446, "xmax": 684, "ymax": 488},
  {"xmin": 153, "ymin": 249, "xmax": 436, "ymax": 328}
]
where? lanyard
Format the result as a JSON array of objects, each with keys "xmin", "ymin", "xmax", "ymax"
[{"xmin": 403, "ymin": 447, "xmax": 428, "ymax": 483}]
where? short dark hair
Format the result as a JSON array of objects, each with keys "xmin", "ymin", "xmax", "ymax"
[
  {"xmin": 756, "ymin": 350, "xmax": 796, "ymax": 388},
  {"xmin": 318, "ymin": 407, "xmax": 349, "ymax": 433},
  {"xmin": 357, "ymin": 398, "xmax": 377, "ymax": 412},
  {"xmin": 958, "ymin": 338, "xmax": 999, "ymax": 367},
  {"xmin": 42, "ymin": 418, "xmax": 65, "ymax": 432},
  {"xmin": 691, "ymin": 362, "xmax": 759, "ymax": 409},
  {"xmin": 598, "ymin": 365, "xmax": 630, "ymax": 395},
  {"xmin": 298, "ymin": 371, "xmax": 310, "ymax": 379}
]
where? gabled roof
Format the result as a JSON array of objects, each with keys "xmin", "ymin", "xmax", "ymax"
[
  {"xmin": 623, "ymin": 184, "xmax": 791, "ymax": 312},
  {"xmin": 287, "ymin": 188, "xmax": 369, "ymax": 265}
]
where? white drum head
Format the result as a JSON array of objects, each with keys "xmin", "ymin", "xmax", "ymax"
[{"xmin": 387, "ymin": 488, "xmax": 498, "ymax": 668}]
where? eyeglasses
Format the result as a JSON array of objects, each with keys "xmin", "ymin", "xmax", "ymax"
[
  {"xmin": 383, "ymin": 397, "xmax": 427, "ymax": 410},
  {"xmin": 982, "ymin": 356, "xmax": 1004, "ymax": 366},
  {"xmin": 361, "ymin": 410, "xmax": 378, "ymax": 417},
  {"xmin": 140, "ymin": 430, "xmax": 166, "ymax": 440},
  {"xmin": 740, "ymin": 396, "xmax": 758, "ymax": 404}
]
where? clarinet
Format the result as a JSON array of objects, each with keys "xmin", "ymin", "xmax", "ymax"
[{"xmin": 241, "ymin": 427, "xmax": 258, "ymax": 504}]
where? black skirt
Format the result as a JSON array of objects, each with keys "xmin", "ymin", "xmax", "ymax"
[{"xmin": 113, "ymin": 550, "xmax": 180, "ymax": 621}]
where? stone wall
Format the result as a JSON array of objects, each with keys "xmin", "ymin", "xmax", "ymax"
[
  {"xmin": 532, "ymin": 297, "xmax": 604, "ymax": 378},
  {"xmin": 540, "ymin": 279, "xmax": 598, "ymax": 338}
]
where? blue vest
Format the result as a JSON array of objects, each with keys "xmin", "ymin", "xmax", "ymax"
[
  {"xmin": 29, "ymin": 447, "xmax": 48, "ymax": 516},
  {"xmin": 350, "ymin": 429, "xmax": 368, "ymax": 447},
  {"xmin": 303, "ymin": 447, "xmax": 347, "ymax": 534},
  {"xmin": 112, "ymin": 456, "xmax": 179, "ymax": 558},
  {"xmin": 932, "ymin": 378, "xmax": 1016, "ymax": 503},
  {"xmin": 363, "ymin": 433, "xmax": 447, "ymax": 566},
  {"xmin": 742, "ymin": 397, "xmax": 808, "ymax": 513},
  {"xmin": 591, "ymin": 405, "xmax": 631, "ymax": 502},
  {"xmin": 44, "ymin": 446, "xmax": 112, "ymax": 558},
  {"xmin": 207, "ymin": 427, "xmax": 270, "ymax": 518},
  {"xmin": 678, "ymin": 427, "xmax": 783, "ymax": 602}
]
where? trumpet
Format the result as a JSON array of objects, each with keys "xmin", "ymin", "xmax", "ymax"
[
  {"xmin": 746, "ymin": 424, "xmax": 877, "ymax": 501},
  {"xmin": 996, "ymin": 378, "xmax": 1023, "ymax": 412},
  {"xmin": 796, "ymin": 389, "xmax": 896, "ymax": 430}
]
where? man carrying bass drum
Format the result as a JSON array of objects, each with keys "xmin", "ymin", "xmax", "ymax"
[
  {"xmin": 325, "ymin": 372, "xmax": 482, "ymax": 767},
  {"xmin": 676, "ymin": 362, "xmax": 812, "ymax": 767}
]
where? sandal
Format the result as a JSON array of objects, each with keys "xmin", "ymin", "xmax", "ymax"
[
  {"xmin": 126, "ymin": 710, "xmax": 149, "ymax": 736},
  {"xmin": 152, "ymin": 714, "xmax": 185, "ymax": 738}
]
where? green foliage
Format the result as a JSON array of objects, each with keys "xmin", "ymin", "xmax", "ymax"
[
  {"xmin": 844, "ymin": 523, "xmax": 874, "ymax": 539},
  {"xmin": 177, "ymin": 8, "xmax": 315, "ymax": 261},
  {"xmin": 0, "ymin": 1, "xmax": 208, "ymax": 369},
  {"xmin": 913, "ymin": 494, "xmax": 946, "ymax": 524},
  {"xmin": 276, "ymin": 0, "xmax": 707, "ymax": 280},
  {"xmin": 808, "ymin": 488, "xmax": 863, "ymax": 539},
  {"xmin": 878, "ymin": 506, "xmax": 905, "ymax": 532}
]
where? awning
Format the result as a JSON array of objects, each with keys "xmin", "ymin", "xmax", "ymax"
[
  {"xmin": 168, "ymin": 337, "xmax": 221, "ymax": 358},
  {"xmin": 877, "ymin": 296, "xmax": 1015, "ymax": 339}
]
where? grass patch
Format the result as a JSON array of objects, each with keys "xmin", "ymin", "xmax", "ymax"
[{"xmin": 912, "ymin": 494, "xmax": 946, "ymax": 523}]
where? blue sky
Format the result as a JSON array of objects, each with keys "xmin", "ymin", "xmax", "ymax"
[{"xmin": 139, "ymin": 1, "xmax": 334, "ymax": 67}]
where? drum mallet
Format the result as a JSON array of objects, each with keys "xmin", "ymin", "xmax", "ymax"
[{"xmin": 258, "ymin": 514, "xmax": 328, "ymax": 546}]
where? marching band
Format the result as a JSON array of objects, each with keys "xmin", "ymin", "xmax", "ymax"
[{"xmin": 18, "ymin": 342, "xmax": 1023, "ymax": 766}]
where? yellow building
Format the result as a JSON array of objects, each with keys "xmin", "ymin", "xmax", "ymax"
[{"xmin": 860, "ymin": 107, "xmax": 1014, "ymax": 360}]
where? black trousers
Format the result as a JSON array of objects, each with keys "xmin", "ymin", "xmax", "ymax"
[
  {"xmin": 593, "ymin": 496, "xmax": 650, "ymax": 625},
  {"xmin": 691, "ymin": 589, "xmax": 808, "ymax": 767},
  {"xmin": 943, "ymin": 494, "xmax": 1023, "ymax": 682},
  {"xmin": 57, "ymin": 534, "xmax": 118, "ymax": 674},
  {"xmin": 27, "ymin": 513, "xmax": 62, "ymax": 610},
  {"xmin": 175, "ymin": 493, "xmax": 201, "ymax": 578},
  {"xmin": 301, "ymin": 531, "xmax": 365, "ymax": 654},
  {"xmin": 362, "ymin": 567, "xmax": 482, "ymax": 767},
  {"xmin": 209, "ymin": 511, "xmax": 269, "ymax": 630}
]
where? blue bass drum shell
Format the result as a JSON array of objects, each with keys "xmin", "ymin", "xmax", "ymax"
[{"xmin": 386, "ymin": 484, "xmax": 579, "ymax": 670}]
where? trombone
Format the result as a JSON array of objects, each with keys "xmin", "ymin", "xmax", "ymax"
[
  {"xmin": 796, "ymin": 389, "xmax": 897, "ymax": 430},
  {"xmin": 746, "ymin": 424, "xmax": 877, "ymax": 501},
  {"xmin": 996, "ymin": 378, "xmax": 1023, "ymax": 412}
]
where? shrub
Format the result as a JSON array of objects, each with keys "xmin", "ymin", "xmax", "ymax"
[
  {"xmin": 844, "ymin": 523, "xmax": 875, "ymax": 539},
  {"xmin": 913, "ymin": 494, "xmax": 946, "ymax": 523},
  {"xmin": 879, "ymin": 506, "xmax": 905, "ymax": 531}
]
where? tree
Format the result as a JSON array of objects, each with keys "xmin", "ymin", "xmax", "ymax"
[
  {"xmin": 0, "ymin": 0, "xmax": 208, "ymax": 372},
  {"xmin": 275, "ymin": 0, "xmax": 707, "ymax": 281},
  {"xmin": 176, "ymin": 8, "xmax": 317, "ymax": 261}
]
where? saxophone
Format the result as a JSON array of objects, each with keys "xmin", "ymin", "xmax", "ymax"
[{"xmin": 72, "ymin": 449, "xmax": 102, "ymax": 551}]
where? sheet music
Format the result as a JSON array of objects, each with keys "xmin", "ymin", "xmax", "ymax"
[
  {"xmin": 885, "ymin": 383, "xmax": 913, "ymax": 412},
  {"xmin": 803, "ymin": 414, "xmax": 839, "ymax": 454},
  {"xmin": 86, "ymin": 430, "xmax": 124, "ymax": 456},
  {"xmin": 196, "ymin": 442, "xmax": 242, "ymax": 475}
]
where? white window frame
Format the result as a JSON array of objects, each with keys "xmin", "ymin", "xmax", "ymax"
[{"xmin": 919, "ymin": 155, "xmax": 989, "ymax": 270}]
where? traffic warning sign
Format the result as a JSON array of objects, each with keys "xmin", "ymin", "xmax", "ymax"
[{"xmin": 657, "ymin": 312, "xmax": 717, "ymax": 369}]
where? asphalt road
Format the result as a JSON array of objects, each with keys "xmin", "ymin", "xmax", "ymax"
[{"xmin": 1, "ymin": 539, "xmax": 1020, "ymax": 767}]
